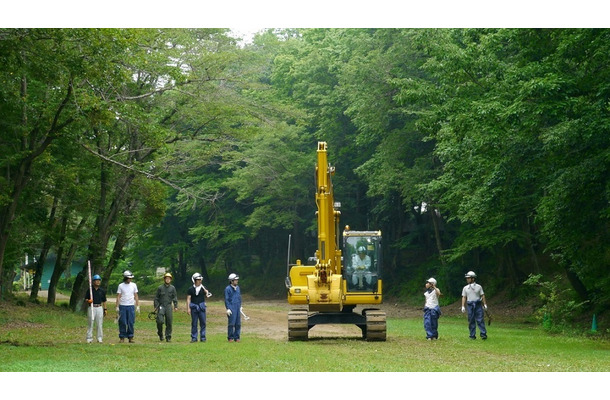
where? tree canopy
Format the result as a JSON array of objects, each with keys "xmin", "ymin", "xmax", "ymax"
[{"xmin": 1, "ymin": 28, "xmax": 607, "ymax": 325}]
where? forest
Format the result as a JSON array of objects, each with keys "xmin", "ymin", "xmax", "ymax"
[{"xmin": 0, "ymin": 28, "xmax": 608, "ymax": 331}]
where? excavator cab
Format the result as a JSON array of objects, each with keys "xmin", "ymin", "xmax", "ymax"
[{"xmin": 343, "ymin": 231, "xmax": 381, "ymax": 292}]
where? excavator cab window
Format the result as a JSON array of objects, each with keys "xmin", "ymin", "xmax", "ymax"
[{"xmin": 343, "ymin": 235, "xmax": 381, "ymax": 292}]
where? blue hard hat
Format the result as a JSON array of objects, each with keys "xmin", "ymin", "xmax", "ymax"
[{"xmin": 92, "ymin": 274, "xmax": 102, "ymax": 281}]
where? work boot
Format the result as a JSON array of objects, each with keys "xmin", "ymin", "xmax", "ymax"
[
  {"xmin": 119, "ymin": 338, "xmax": 125, "ymax": 343},
  {"xmin": 166, "ymin": 337, "xmax": 171, "ymax": 342},
  {"xmin": 128, "ymin": 338, "xmax": 135, "ymax": 343}
]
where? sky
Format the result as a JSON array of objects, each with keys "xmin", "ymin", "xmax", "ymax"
[{"xmin": 2, "ymin": 1, "xmax": 607, "ymax": 28}]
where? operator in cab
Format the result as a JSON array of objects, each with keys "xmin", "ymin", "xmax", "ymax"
[{"xmin": 351, "ymin": 246, "xmax": 372, "ymax": 289}]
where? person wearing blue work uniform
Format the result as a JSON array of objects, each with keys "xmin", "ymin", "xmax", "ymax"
[
  {"xmin": 423, "ymin": 277, "xmax": 442, "ymax": 340},
  {"xmin": 224, "ymin": 273, "xmax": 242, "ymax": 342},
  {"xmin": 461, "ymin": 270, "xmax": 488, "ymax": 340},
  {"xmin": 116, "ymin": 270, "xmax": 140, "ymax": 343},
  {"xmin": 186, "ymin": 273, "xmax": 211, "ymax": 342}
]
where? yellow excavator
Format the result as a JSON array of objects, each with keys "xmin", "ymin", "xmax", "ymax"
[{"xmin": 285, "ymin": 142, "xmax": 386, "ymax": 341}]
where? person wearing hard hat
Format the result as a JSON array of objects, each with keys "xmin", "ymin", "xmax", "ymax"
[
  {"xmin": 351, "ymin": 246, "xmax": 372, "ymax": 289},
  {"xmin": 224, "ymin": 273, "xmax": 242, "ymax": 342},
  {"xmin": 423, "ymin": 277, "xmax": 442, "ymax": 340},
  {"xmin": 116, "ymin": 270, "xmax": 140, "ymax": 343},
  {"xmin": 461, "ymin": 271, "xmax": 488, "ymax": 340},
  {"xmin": 186, "ymin": 273, "xmax": 211, "ymax": 342},
  {"xmin": 84, "ymin": 274, "xmax": 107, "ymax": 343},
  {"xmin": 154, "ymin": 272, "xmax": 179, "ymax": 342}
]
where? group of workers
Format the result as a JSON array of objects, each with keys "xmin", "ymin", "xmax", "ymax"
[
  {"xmin": 83, "ymin": 271, "xmax": 243, "ymax": 344},
  {"xmin": 85, "ymin": 267, "xmax": 488, "ymax": 344},
  {"xmin": 423, "ymin": 270, "xmax": 488, "ymax": 340}
]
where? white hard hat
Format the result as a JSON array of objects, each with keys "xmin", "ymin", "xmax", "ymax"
[
  {"xmin": 357, "ymin": 246, "xmax": 366, "ymax": 253},
  {"xmin": 192, "ymin": 273, "xmax": 203, "ymax": 283},
  {"xmin": 426, "ymin": 277, "xmax": 437, "ymax": 285},
  {"xmin": 123, "ymin": 270, "xmax": 134, "ymax": 278},
  {"xmin": 228, "ymin": 273, "xmax": 239, "ymax": 280},
  {"xmin": 465, "ymin": 271, "xmax": 477, "ymax": 278}
]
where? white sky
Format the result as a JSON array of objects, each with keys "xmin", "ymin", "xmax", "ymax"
[{"xmin": 2, "ymin": 1, "xmax": 608, "ymax": 28}]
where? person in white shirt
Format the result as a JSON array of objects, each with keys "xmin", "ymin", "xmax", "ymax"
[
  {"xmin": 351, "ymin": 246, "xmax": 372, "ymax": 289},
  {"xmin": 423, "ymin": 277, "xmax": 442, "ymax": 340},
  {"xmin": 116, "ymin": 270, "xmax": 139, "ymax": 343}
]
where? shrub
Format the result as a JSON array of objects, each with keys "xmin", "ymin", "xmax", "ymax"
[{"xmin": 524, "ymin": 273, "xmax": 588, "ymax": 333}]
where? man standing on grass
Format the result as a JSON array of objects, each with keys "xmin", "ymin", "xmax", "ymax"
[
  {"xmin": 187, "ymin": 272, "xmax": 211, "ymax": 343},
  {"xmin": 154, "ymin": 272, "xmax": 178, "ymax": 342},
  {"xmin": 116, "ymin": 270, "xmax": 139, "ymax": 343},
  {"xmin": 224, "ymin": 273, "xmax": 242, "ymax": 342},
  {"xmin": 84, "ymin": 274, "xmax": 107, "ymax": 343},
  {"xmin": 461, "ymin": 270, "xmax": 488, "ymax": 340}
]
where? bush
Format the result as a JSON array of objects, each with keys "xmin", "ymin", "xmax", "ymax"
[{"xmin": 524, "ymin": 273, "xmax": 588, "ymax": 333}]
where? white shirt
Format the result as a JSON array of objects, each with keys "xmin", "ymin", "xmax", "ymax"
[
  {"xmin": 351, "ymin": 254, "xmax": 371, "ymax": 270},
  {"xmin": 424, "ymin": 289, "xmax": 439, "ymax": 308},
  {"xmin": 117, "ymin": 282, "xmax": 138, "ymax": 306}
]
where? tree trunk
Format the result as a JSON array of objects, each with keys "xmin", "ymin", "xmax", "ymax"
[
  {"xmin": 47, "ymin": 215, "xmax": 87, "ymax": 304},
  {"xmin": 30, "ymin": 197, "xmax": 60, "ymax": 301},
  {"xmin": 47, "ymin": 215, "xmax": 68, "ymax": 305},
  {"xmin": 565, "ymin": 266, "xmax": 589, "ymax": 303},
  {"xmin": 430, "ymin": 208, "xmax": 445, "ymax": 265},
  {"xmin": 101, "ymin": 226, "xmax": 129, "ymax": 293}
]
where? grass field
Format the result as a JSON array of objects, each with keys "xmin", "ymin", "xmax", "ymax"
[
  {"xmin": 1, "ymin": 295, "xmax": 607, "ymax": 398},
  {"xmin": 1, "ymin": 296, "xmax": 608, "ymax": 373}
]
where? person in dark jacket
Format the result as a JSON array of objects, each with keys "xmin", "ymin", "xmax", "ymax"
[
  {"xmin": 154, "ymin": 272, "xmax": 178, "ymax": 342},
  {"xmin": 186, "ymin": 273, "xmax": 211, "ymax": 342},
  {"xmin": 84, "ymin": 274, "xmax": 107, "ymax": 343},
  {"xmin": 224, "ymin": 273, "xmax": 242, "ymax": 342}
]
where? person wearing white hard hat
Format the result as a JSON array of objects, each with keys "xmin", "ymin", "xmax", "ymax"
[
  {"xmin": 351, "ymin": 246, "xmax": 372, "ymax": 289},
  {"xmin": 186, "ymin": 273, "xmax": 211, "ymax": 342},
  {"xmin": 84, "ymin": 274, "xmax": 107, "ymax": 343},
  {"xmin": 224, "ymin": 273, "xmax": 242, "ymax": 342},
  {"xmin": 461, "ymin": 271, "xmax": 488, "ymax": 340},
  {"xmin": 116, "ymin": 270, "xmax": 139, "ymax": 343},
  {"xmin": 154, "ymin": 272, "xmax": 178, "ymax": 342},
  {"xmin": 423, "ymin": 277, "xmax": 442, "ymax": 340}
]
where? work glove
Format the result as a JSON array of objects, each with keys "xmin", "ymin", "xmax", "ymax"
[
  {"xmin": 484, "ymin": 304, "xmax": 488, "ymax": 310},
  {"xmin": 103, "ymin": 309, "xmax": 108, "ymax": 317},
  {"xmin": 461, "ymin": 306, "xmax": 465, "ymax": 313},
  {"xmin": 207, "ymin": 291, "xmax": 213, "ymax": 298},
  {"xmin": 226, "ymin": 309, "xmax": 232, "ymax": 316},
  {"xmin": 136, "ymin": 306, "xmax": 140, "ymax": 314},
  {"xmin": 86, "ymin": 299, "xmax": 93, "ymax": 304},
  {"xmin": 116, "ymin": 306, "xmax": 120, "ymax": 313}
]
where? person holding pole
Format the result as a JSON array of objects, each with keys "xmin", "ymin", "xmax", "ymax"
[
  {"xmin": 84, "ymin": 274, "xmax": 107, "ymax": 343},
  {"xmin": 224, "ymin": 273, "xmax": 243, "ymax": 342},
  {"xmin": 154, "ymin": 272, "xmax": 178, "ymax": 342},
  {"xmin": 116, "ymin": 270, "xmax": 139, "ymax": 343}
]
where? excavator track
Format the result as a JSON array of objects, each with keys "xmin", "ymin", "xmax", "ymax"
[
  {"xmin": 363, "ymin": 309, "xmax": 386, "ymax": 341},
  {"xmin": 288, "ymin": 309, "xmax": 309, "ymax": 341}
]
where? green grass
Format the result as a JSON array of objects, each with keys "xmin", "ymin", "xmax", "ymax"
[{"xmin": 1, "ymin": 298, "xmax": 608, "ymax": 372}]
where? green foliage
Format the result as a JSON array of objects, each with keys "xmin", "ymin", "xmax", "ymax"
[{"xmin": 524, "ymin": 274, "xmax": 588, "ymax": 333}]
